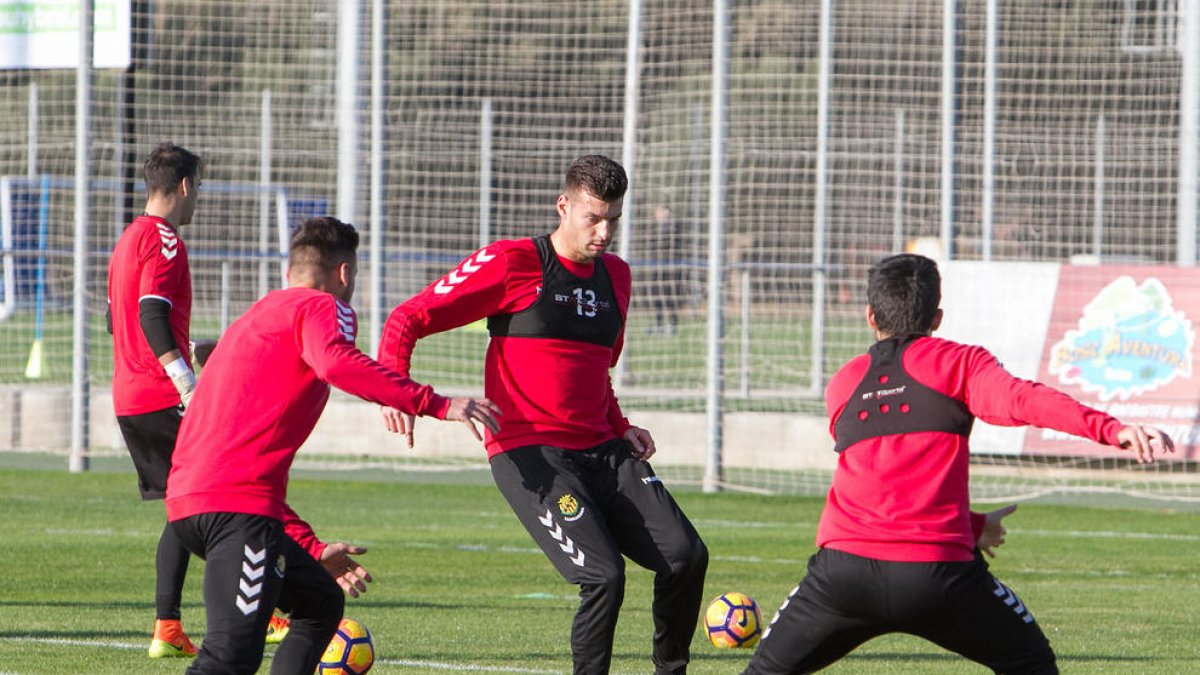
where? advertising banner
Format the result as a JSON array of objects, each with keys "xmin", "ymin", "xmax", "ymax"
[
  {"xmin": 1024, "ymin": 266, "xmax": 1200, "ymax": 460},
  {"xmin": 0, "ymin": 0, "xmax": 130, "ymax": 70}
]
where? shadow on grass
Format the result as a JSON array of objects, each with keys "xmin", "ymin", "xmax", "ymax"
[
  {"xmin": 688, "ymin": 649, "xmax": 1181, "ymax": 667},
  {"xmin": 0, "ymin": 599, "xmax": 158, "ymax": 610},
  {"xmin": 844, "ymin": 650, "xmax": 1186, "ymax": 666}
]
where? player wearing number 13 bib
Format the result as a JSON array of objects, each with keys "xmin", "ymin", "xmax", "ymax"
[{"xmin": 379, "ymin": 156, "xmax": 708, "ymax": 675}]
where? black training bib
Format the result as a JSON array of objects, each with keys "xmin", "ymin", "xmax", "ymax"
[
  {"xmin": 488, "ymin": 234, "xmax": 623, "ymax": 347},
  {"xmin": 833, "ymin": 335, "xmax": 974, "ymax": 453}
]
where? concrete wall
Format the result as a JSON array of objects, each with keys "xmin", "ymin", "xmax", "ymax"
[
  {"xmin": 0, "ymin": 385, "xmax": 836, "ymax": 472},
  {"xmin": 305, "ymin": 391, "xmax": 836, "ymax": 470},
  {"xmin": 0, "ymin": 385, "xmax": 125, "ymax": 452}
]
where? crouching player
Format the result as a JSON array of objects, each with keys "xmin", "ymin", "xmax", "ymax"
[
  {"xmin": 741, "ymin": 253, "xmax": 1174, "ymax": 675},
  {"xmin": 165, "ymin": 217, "xmax": 501, "ymax": 674}
]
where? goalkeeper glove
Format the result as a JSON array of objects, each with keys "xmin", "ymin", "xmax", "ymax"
[{"xmin": 164, "ymin": 356, "xmax": 197, "ymax": 408}]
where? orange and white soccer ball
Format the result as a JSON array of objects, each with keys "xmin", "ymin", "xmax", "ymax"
[
  {"xmin": 318, "ymin": 618, "xmax": 374, "ymax": 675},
  {"xmin": 704, "ymin": 592, "xmax": 763, "ymax": 649}
]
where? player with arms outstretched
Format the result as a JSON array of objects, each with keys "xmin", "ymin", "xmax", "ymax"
[
  {"xmin": 742, "ymin": 253, "xmax": 1174, "ymax": 675},
  {"xmin": 166, "ymin": 217, "xmax": 500, "ymax": 675},
  {"xmin": 379, "ymin": 155, "xmax": 708, "ymax": 675}
]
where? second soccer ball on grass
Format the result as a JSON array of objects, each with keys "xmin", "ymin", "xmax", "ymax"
[
  {"xmin": 704, "ymin": 592, "xmax": 763, "ymax": 649},
  {"xmin": 318, "ymin": 617, "xmax": 374, "ymax": 675}
]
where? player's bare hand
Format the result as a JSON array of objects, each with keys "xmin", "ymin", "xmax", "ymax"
[
  {"xmin": 624, "ymin": 426, "xmax": 656, "ymax": 460},
  {"xmin": 319, "ymin": 542, "xmax": 373, "ymax": 598},
  {"xmin": 444, "ymin": 396, "xmax": 502, "ymax": 441},
  {"xmin": 1117, "ymin": 425, "xmax": 1175, "ymax": 464},
  {"xmin": 380, "ymin": 406, "xmax": 416, "ymax": 448},
  {"xmin": 977, "ymin": 504, "xmax": 1017, "ymax": 558}
]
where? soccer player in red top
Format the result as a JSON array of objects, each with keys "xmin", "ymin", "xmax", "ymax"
[
  {"xmin": 742, "ymin": 253, "xmax": 1175, "ymax": 675},
  {"xmin": 166, "ymin": 217, "xmax": 500, "ymax": 675},
  {"xmin": 107, "ymin": 142, "xmax": 204, "ymax": 658},
  {"xmin": 378, "ymin": 155, "xmax": 708, "ymax": 675}
]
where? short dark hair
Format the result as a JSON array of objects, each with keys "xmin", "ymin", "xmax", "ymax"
[
  {"xmin": 143, "ymin": 143, "xmax": 202, "ymax": 195},
  {"xmin": 867, "ymin": 253, "xmax": 941, "ymax": 336},
  {"xmin": 564, "ymin": 155, "xmax": 627, "ymax": 202},
  {"xmin": 289, "ymin": 216, "xmax": 359, "ymax": 274}
]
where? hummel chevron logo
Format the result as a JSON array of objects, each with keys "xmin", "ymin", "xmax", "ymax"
[
  {"xmin": 242, "ymin": 561, "xmax": 264, "ymax": 580},
  {"xmin": 237, "ymin": 546, "xmax": 267, "ymax": 616},
  {"xmin": 459, "ymin": 250, "xmax": 494, "ymax": 273},
  {"xmin": 762, "ymin": 582, "xmax": 801, "ymax": 640},
  {"xmin": 156, "ymin": 225, "xmax": 179, "ymax": 260},
  {"xmin": 434, "ymin": 248, "xmax": 495, "ymax": 294},
  {"xmin": 335, "ymin": 300, "xmax": 356, "ymax": 342},
  {"xmin": 992, "ymin": 580, "xmax": 1033, "ymax": 624},
  {"xmin": 536, "ymin": 509, "xmax": 585, "ymax": 567},
  {"xmin": 244, "ymin": 545, "xmax": 265, "ymax": 563}
]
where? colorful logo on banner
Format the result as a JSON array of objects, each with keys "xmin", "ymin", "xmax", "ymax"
[{"xmin": 1048, "ymin": 276, "xmax": 1193, "ymax": 401}]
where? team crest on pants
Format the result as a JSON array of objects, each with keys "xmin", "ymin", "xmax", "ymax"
[{"xmin": 556, "ymin": 493, "xmax": 586, "ymax": 522}]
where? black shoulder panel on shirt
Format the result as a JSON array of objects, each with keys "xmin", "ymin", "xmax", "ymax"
[
  {"xmin": 487, "ymin": 234, "xmax": 623, "ymax": 347},
  {"xmin": 832, "ymin": 335, "xmax": 974, "ymax": 453}
]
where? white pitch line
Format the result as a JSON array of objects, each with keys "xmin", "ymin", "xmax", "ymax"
[
  {"xmin": 690, "ymin": 519, "xmax": 815, "ymax": 530},
  {"xmin": 42, "ymin": 527, "xmax": 157, "ymax": 538},
  {"xmin": 43, "ymin": 526, "xmax": 1196, "ymax": 544},
  {"xmin": 1016, "ymin": 528, "xmax": 1200, "ymax": 541},
  {"xmin": 0, "ymin": 636, "xmax": 569, "ymax": 675},
  {"xmin": 401, "ymin": 529, "xmax": 1196, "ymax": 569},
  {"xmin": 5, "ymin": 636, "xmax": 145, "ymax": 651}
]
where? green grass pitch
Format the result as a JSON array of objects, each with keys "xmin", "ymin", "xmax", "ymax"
[{"xmin": 0, "ymin": 463, "xmax": 1197, "ymax": 674}]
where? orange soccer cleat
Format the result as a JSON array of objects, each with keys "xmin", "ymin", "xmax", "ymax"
[
  {"xmin": 265, "ymin": 611, "xmax": 291, "ymax": 645},
  {"xmin": 148, "ymin": 618, "xmax": 198, "ymax": 658}
]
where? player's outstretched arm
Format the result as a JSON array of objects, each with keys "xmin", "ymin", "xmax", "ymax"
[
  {"xmin": 319, "ymin": 542, "xmax": 372, "ymax": 598},
  {"xmin": 442, "ymin": 396, "xmax": 502, "ymax": 442},
  {"xmin": 976, "ymin": 504, "xmax": 1018, "ymax": 558},
  {"xmin": 1116, "ymin": 424, "xmax": 1175, "ymax": 464}
]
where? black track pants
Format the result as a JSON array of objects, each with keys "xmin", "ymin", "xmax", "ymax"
[
  {"xmin": 743, "ymin": 548, "xmax": 1057, "ymax": 675},
  {"xmin": 173, "ymin": 512, "xmax": 344, "ymax": 675},
  {"xmin": 491, "ymin": 440, "xmax": 709, "ymax": 675}
]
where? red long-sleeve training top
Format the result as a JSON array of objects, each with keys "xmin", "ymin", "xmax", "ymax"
[
  {"xmin": 166, "ymin": 287, "xmax": 450, "ymax": 557},
  {"xmin": 821, "ymin": 335, "xmax": 1123, "ymax": 562},
  {"xmin": 379, "ymin": 238, "xmax": 633, "ymax": 457}
]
